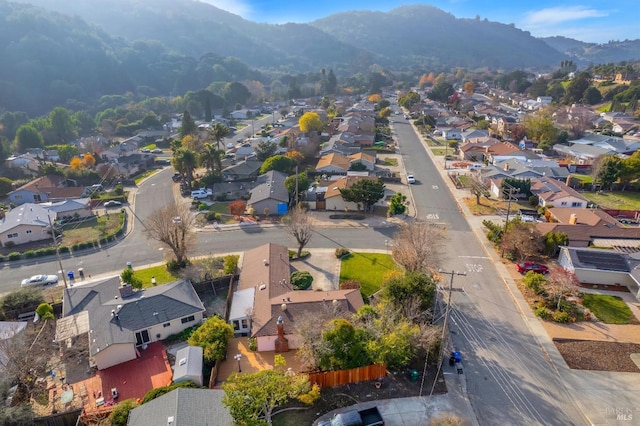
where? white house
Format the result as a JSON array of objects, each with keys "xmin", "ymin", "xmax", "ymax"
[
  {"xmin": 530, "ymin": 177, "xmax": 589, "ymax": 209},
  {"xmin": 56, "ymin": 278, "xmax": 205, "ymax": 370},
  {"xmin": 0, "ymin": 203, "xmax": 55, "ymax": 247}
]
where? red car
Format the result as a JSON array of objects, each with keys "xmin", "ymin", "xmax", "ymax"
[{"xmin": 516, "ymin": 262, "xmax": 549, "ymax": 274}]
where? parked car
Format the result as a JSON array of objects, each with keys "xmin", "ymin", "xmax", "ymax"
[
  {"xmin": 227, "ymin": 142, "xmax": 235, "ymax": 149},
  {"xmin": 140, "ymin": 148, "xmax": 150, "ymax": 153},
  {"xmin": 104, "ymin": 200, "xmax": 122, "ymax": 208},
  {"xmin": 172, "ymin": 172, "xmax": 182, "ymax": 182},
  {"xmin": 191, "ymin": 188, "xmax": 212, "ymax": 199},
  {"xmin": 21, "ymin": 274, "xmax": 59, "ymax": 287},
  {"xmin": 516, "ymin": 262, "xmax": 549, "ymax": 274},
  {"xmin": 318, "ymin": 407, "xmax": 385, "ymax": 426},
  {"xmin": 407, "ymin": 174, "xmax": 416, "ymax": 184},
  {"xmin": 151, "ymin": 148, "xmax": 163, "ymax": 154}
]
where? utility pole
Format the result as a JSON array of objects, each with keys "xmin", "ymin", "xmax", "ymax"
[
  {"xmin": 501, "ymin": 184, "xmax": 520, "ymax": 258},
  {"xmin": 421, "ymin": 269, "xmax": 466, "ymax": 398},
  {"xmin": 294, "ymin": 165, "xmax": 299, "ymax": 206},
  {"xmin": 48, "ymin": 213, "xmax": 68, "ymax": 288}
]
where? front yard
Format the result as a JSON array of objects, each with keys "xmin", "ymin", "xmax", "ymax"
[
  {"xmin": 61, "ymin": 214, "xmax": 122, "ymax": 246},
  {"xmin": 582, "ymin": 293, "xmax": 634, "ymax": 324},
  {"xmin": 339, "ymin": 252, "xmax": 400, "ymax": 297}
]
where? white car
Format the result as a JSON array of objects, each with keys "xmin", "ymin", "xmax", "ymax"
[
  {"xmin": 191, "ymin": 188, "xmax": 213, "ymax": 199},
  {"xmin": 151, "ymin": 148, "xmax": 163, "ymax": 154},
  {"xmin": 407, "ymin": 174, "xmax": 416, "ymax": 184},
  {"xmin": 226, "ymin": 142, "xmax": 235, "ymax": 149},
  {"xmin": 104, "ymin": 200, "xmax": 122, "ymax": 208},
  {"xmin": 21, "ymin": 274, "xmax": 59, "ymax": 287}
]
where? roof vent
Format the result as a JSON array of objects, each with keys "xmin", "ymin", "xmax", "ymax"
[
  {"xmin": 179, "ymin": 358, "xmax": 187, "ymax": 366},
  {"xmin": 263, "ymin": 259, "xmax": 269, "ymax": 266},
  {"xmin": 281, "ymin": 303, "xmax": 287, "ymax": 311},
  {"xmin": 259, "ymin": 284, "xmax": 267, "ymax": 291}
]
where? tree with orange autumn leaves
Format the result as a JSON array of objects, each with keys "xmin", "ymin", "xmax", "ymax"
[{"xmin": 70, "ymin": 153, "xmax": 96, "ymax": 170}]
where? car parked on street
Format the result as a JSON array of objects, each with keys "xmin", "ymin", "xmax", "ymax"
[
  {"xmin": 407, "ymin": 174, "xmax": 416, "ymax": 184},
  {"xmin": 516, "ymin": 262, "xmax": 549, "ymax": 274},
  {"xmin": 104, "ymin": 200, "xmax": 122, "ymax": 208},
  {"xmin": 21, "ymin": 274, "xmax": 59, "ymax": 287},
  {"xmin": 151, "ymin": 148, "xmax": 163, "ymax": 154}
]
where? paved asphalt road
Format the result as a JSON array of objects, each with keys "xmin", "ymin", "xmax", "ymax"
[
  {"xmin": 392, "ymin": 110, "xmax": 585, "ymax": 425},
  {"xmin": 2, "ymin": 110, "xmax": 588, "ymax": 424}
]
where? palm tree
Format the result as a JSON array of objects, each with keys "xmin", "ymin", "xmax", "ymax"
[
  {"xmin": 207, "ymin": 122, "xmax": 231, "ymax": 151},
  {"xmin": 173, "ymin": 148, "xmax": 198, "ymax": 189},
  {"xmin": 200, "ymin": 143, "xmax": 224, "ymax": 176}
]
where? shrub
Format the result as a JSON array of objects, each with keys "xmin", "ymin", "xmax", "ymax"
[
  {"xmin": 71, "ymin": 243, "xmax": 80, "ymax": 252},
  {"xmin": 205, "ymin": 211, "xmax": 221, "ymax": 222},
  {"xmin": 291, "ymin": 271, "xmax": 313, "ymax": 290},
  {"xmin": 223, "ymin": 255, "xmax": 239, "ymax": 275},
  {"xmin": 522, "ymin": 271, "xmax": 546, "ymax": 294},
  {"xmin": 248, "ymin": 337, "xmax": 257, "ymax": 351},
  {"xmin": 335, "ymin": 247, "xmax": 351, "ymax": 258},
  {"xmin": 163, "ymin": 326, "xmax": 196, "ymax": 343},
  {"xmin": 534, "ymin": 307, "xmax": 551, "ymax": 320},
  {"xmin": 108, "ymin": 399, "xmax": 138, "ymax": 426},
  {"xmin": 141, "ymin": 382, "xmax": 198, "ymax": 404},
  {"xmin": 166, "ymin": 259, "xmax": 189, "ymax": 272},
  {"xmin": 8, "ymin": 252, "xmax": 21, "ymax": 261},
  {"xmin": 552, "ymin": 311, "xmax": 572, "ymax": 323},
  {"xmin": 23, "ymin": 250, "xmax": 36, "ymax": 259},
  {"xmin": 59, "ymin": 246, "xmax": 70, "ymax": 254},
  {"xmin": 198, "ymin": 203, "xmax": 209, "ymax": 211}
]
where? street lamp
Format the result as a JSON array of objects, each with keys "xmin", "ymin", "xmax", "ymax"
[
  {"xmin": 384, "ymin": 240, "xmax": 388, "ymax": 254},
  {"xmin": 234, "ymin": 354, "xmax": 242, "ymax": 372}
]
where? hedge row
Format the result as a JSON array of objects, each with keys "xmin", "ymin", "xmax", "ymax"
[{"xmin": 2, "ymin": 212, "xmax": 127, "ymax": 262}]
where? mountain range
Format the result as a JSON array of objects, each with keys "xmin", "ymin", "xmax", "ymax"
[{"xmin": 2, "ymin": 0, "xmax": 639, "ymax": 116}]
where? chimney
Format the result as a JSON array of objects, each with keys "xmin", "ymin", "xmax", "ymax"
[
  {"xmin": 504, "ymin": 163, "xmax": 510, "ymax": 171},
  {"xmin": 119, "ymin": 283, "xmax": 134, "ymax": 298},
  {"xmin": 569, "ymin": 213, "xmax": 578, "ymax": 225}
]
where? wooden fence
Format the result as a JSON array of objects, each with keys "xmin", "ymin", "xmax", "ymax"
[{"xmin": 308, "ymin": 364, "xmax": 386, "ymax": 389}]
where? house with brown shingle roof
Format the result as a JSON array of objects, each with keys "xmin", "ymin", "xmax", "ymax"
[
  {"xmin": 8, "ymin": 175, "xmax": 83, "ymax": 205},
  {"xmin": 323, "ymin": 176, "xmax": 378, "ymax": 211},
  {"xmin": 316, "ymin": 152, "xmax": 375, "ymax": 175},
  {"xmin": 530, "ymin": 177, "xmax": 589, "ymax": 209},
  {"xmin": 229, "ymin": 243, "xmax": 364, "ymax": 352},
  {"xmin": 536, "ymin": 207, "xmax": 640, "ymax": 248}
]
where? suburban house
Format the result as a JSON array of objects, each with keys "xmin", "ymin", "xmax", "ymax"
[
  {"xmin": 567, "ymin": 133, "xmax": 640, "ymax": 155},
  {"xmin": 530, "ymin": 177, "xmax": 589, "ymax": 209},
  {"xmin": 229, "ymin": 243, "xmax": 364, "ymax": 352},
  {"xmin": 0, "ymin": 203, "xmax": 55, "ymax": 247},
  {"xmin": 40, "ymin": 198, "xmax": 93, "ymax": 221},
  {"xmin": 483, "ymin": 159, "xmax": 570, "ymax": 197},
  {"xmin": 558, "ymin": 246, "xmax": 640, "ymax": 297},
  {"xmin": 222, "ymin": 160, "xmax": 263, "ymax": 181},
  {"xmin": 127, "ymin": 388, "xmax": 233, "ymax": 426},
  {"xmin": 9, "ymin": 175, "xmax": 83, "ymax": 205},
  {"xmin": 211, "ymin": 181, "xmax": 252, "ymax": 201},
  {"xmin": 323, "ymin": 175, "xmax": 379, "ymax": 211},
  {"xmin": 536, "ymin": 207, "xmax": 640, "ymax": 248},
  {"xmin": 4, "ymin": 153, "xmax": 40, "ymax": 177},
  {"xmin": 56, "ymin": 278, "xmax": 205, "ymax": 370},
  {"xmin": 552, "ymin": 143, "xmax": 615, "ymax": 165},
  {"xmin": 461, "ymin": 129, "xmax": 489, "ymax": 144},
  {"xmin": 246, "ymin": 170, "xmax": 289, "ymax": 216},
  {"xmin": 316, "ymin": 152, "xmax": 375, "ymax": 175}
]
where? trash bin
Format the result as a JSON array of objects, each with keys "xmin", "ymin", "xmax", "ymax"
[
  {"xmin": 452, "ymin": 351, "xmax": 462, "ymax": 363},
  {"xmin": 67, "ymin": 271, "xmax": 75, "ymax": 281},
  {"xmin": 78, "ymin": 268, "xmax": 84, "ymax": 280},
  {"xmin": 126, "ymin": 262, "xmax": 132, "ymax": 270},
  {"xmin": 410, "ymin": 369, "xmax": 419, "ymax": 382}
]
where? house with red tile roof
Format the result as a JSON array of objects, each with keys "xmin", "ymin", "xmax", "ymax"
[{"xmin": 229, "ymin": 243, "xmax": 364, "ymax": 352}]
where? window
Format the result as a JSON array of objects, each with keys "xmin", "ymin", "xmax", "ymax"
[
  {"xmin": 33, "ymin": 194, "xmax": 42, "ymax": 202},
  {"xmin": 241, "ymin": 319, "xmax": 248, "ymax": 329},
  {"xmin": 560, "ymin": 201, "xmax": 567, "ymax": 206},
  {"xmin": 14, "ymin": 195, "xmax": 23, "ymax": 200},
  {"xmin": 26, "ymin": 230, "xmax": 32, "ymax": 234},
  {"xmin": 163, "ymin": 322, "xmax": 171, "ymax": 328},
  {"xmin": 233, "ymin": 320, "xmax": 240, "ymax": 331},
  {"xmin": 7, "ymin": 233, "xmax": 18, "ymax": 239},
  {"xmin": 181, "ymin": 315, "xmax": 195, "ymax": 324},
  {"xmin": 571, "ymin": 202, "xmax": 582, "ymax": 207}
]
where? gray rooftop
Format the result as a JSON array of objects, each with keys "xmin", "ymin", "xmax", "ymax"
[
  {"xmin": 0, "ymin": 203, "xmax": 54, "ymax": 234},
  {"xmin": 248, "ymin": 170, "xmax": 289, "ymax": 204},
  {"xmin": 127, "ymin": 388, "xmax": 233, "ymax": 426}
]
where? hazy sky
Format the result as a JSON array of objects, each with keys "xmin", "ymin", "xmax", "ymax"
[{"xmin": 199, "ymin": 0, "xmax": 640, "ymax": 43}]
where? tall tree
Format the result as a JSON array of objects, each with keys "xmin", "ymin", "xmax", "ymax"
[
  {"xmin": 180, "ymin": 111, "xmax": 197, "ymax": 137},
  {"xmin": 339, "ymin": 178, "xmax": 385, "ymax": 212},
  {"xmin": 391, "ymin": 222, "xmax": 447, "ymax": 273},
  {"xmin": 255, "ymin": 141, "xmax": 278, "ymax": 161},
  {"xmin": 172, "ymin": 148, "xmax": 198, "ymax": 189},
  {"xmin": 187, "ymin": 316, "xmax": 234, "ymax": 363},
  {"xmin": 563, "ymin": 71, "xmax": 591, "ymax": 104},
  {"xmin": 15, "ymin": 125, "xmax": 44, "ymax": 152},
  {"xmin": 287, "ymin": 207, "xmax": 313, "ymax": 258},
  {"xmin": 47, "ymin": 107, "xmax": 76, "ymax": 144},
  {"xmin": 207, "ymin": 122, "xmax": 230, "ymax": 150},
  {"xmin": 200, "ymin": 143, "xmax": 223, "ymax": 175},
  {"xmin": 298, "ymin": 112, "xmax": 324, "ymax": 133},
  {"xmin": 326, "ymin": 69, "xmax": 337, "ymax": 94},
  {"xmin": 144, "ymin": 202, "xmax": 196, "ymax": 266}
]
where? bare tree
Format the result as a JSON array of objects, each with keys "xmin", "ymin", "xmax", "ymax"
[
  {"xmin": 590, "ymin": 155, "xmax": 606, "ymax": 190},
  {"xmin": 391, "ymin": 222, "xmax": 447, "ymax": 273},
  {"xmin": 547, "ymin": 269, "xmax": 580, "ymax": 310},
  {"xmin": 287, "ymin": 207, "xmax": 313, "ymax": 258},
  {"xmin": 502, "ymin": 221, "xmax": 544, "ymax": 261},
  {"xmin": 144, "ymin": 202, "xmax": 196, "ymax": 265},
  {"xmin": 294, "ymin": 303, "xmax": 337, "ymax": 370},
  {"xmin": 467, "ymin": 173, "xmax": 490, "ymax": 205}
]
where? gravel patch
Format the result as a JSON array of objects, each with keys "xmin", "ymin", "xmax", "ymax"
[{"xmin": 554, "ymin": 339, "xmax": 640, "ymax": 372}]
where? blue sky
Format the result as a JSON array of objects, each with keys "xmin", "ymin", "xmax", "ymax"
[{"xmin": 199, "ymin": 1, "xmax": 640, "ymax": 43}]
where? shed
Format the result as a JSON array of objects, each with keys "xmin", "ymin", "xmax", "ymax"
[{"xmin": 173, "ymin": 345, "xmax": 203, "ymax": 386}]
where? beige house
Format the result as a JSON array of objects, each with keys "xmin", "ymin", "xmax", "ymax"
[
  {"xmin": 57, "ymin": 278, "xmax": 205, "ymax": 370},
  {"xmin": 230, "ymin": 243, "xmax": 364, "ymax": 352},
  {"xmin": 316, "ymin": 152, "xmax": 375, "ymax": 175},
  {"xmin": 530, "ymin": 177, "xmax": 589, "ymax": 209},
  {"xmin": 324, "ymin": 176, "xmax": 379, "ymax": 211},
  {"xmin": 0, "ymin": 203, "xmax": 55, "ymax": 247}
]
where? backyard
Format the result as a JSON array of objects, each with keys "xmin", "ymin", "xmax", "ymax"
[{"xmin": 582, "ymin": 191, "xmax": 640, "ymax": 210}]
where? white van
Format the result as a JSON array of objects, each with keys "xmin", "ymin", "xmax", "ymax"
[{"xmin": 467, "ymin": 163, "xmax": 484, "ymax": 170}]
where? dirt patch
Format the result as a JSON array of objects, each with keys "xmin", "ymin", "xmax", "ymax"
[
  {"xmin": 554, "ymin": 339, "xmax": 640, "ymax": 372},
  {"xmin": 272, "ymin": 364, "xmax": 446, "ymax": 425}
]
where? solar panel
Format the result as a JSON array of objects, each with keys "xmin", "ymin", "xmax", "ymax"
[{"xmin": 575, "ymin": 250, "xmax": 630, "ymax": 272}]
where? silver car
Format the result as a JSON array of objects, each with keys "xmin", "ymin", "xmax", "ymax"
[{"xmin": 21, "ymin": 274, "xmax": 59, "ymax": 287}]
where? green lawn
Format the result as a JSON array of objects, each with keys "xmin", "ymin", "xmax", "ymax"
[
  {"xmin": 62, "ymin": 215, "xmax": 121, "ymax": 246},
  {"xmin": 339, "ymin": 252, "xmax": 400, "ymax": 297},
  {"xmin": 381, "ymin": 157, "xmax": 398, "ymax": 166},
  {"xmin": 431, "ymin": 148, "xmax": 447, "ymax": 156},
  {"xmin": 131, "ymin": 265, "xmax": 179, "ymax": 289},
  {"xmin": 134, "ymin": 169, "xmax": 159, "ymax": 185},
  {"xmin": 570, "ymin": 174, "xmax": 592, "ymax": 185},
  {"xmin": 582, "ymin": 293, "xmax": 634, "ymax": 324},
  {"xmin": 582, "ymin": 191, "xmax": 640, "ymax": 210}
]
